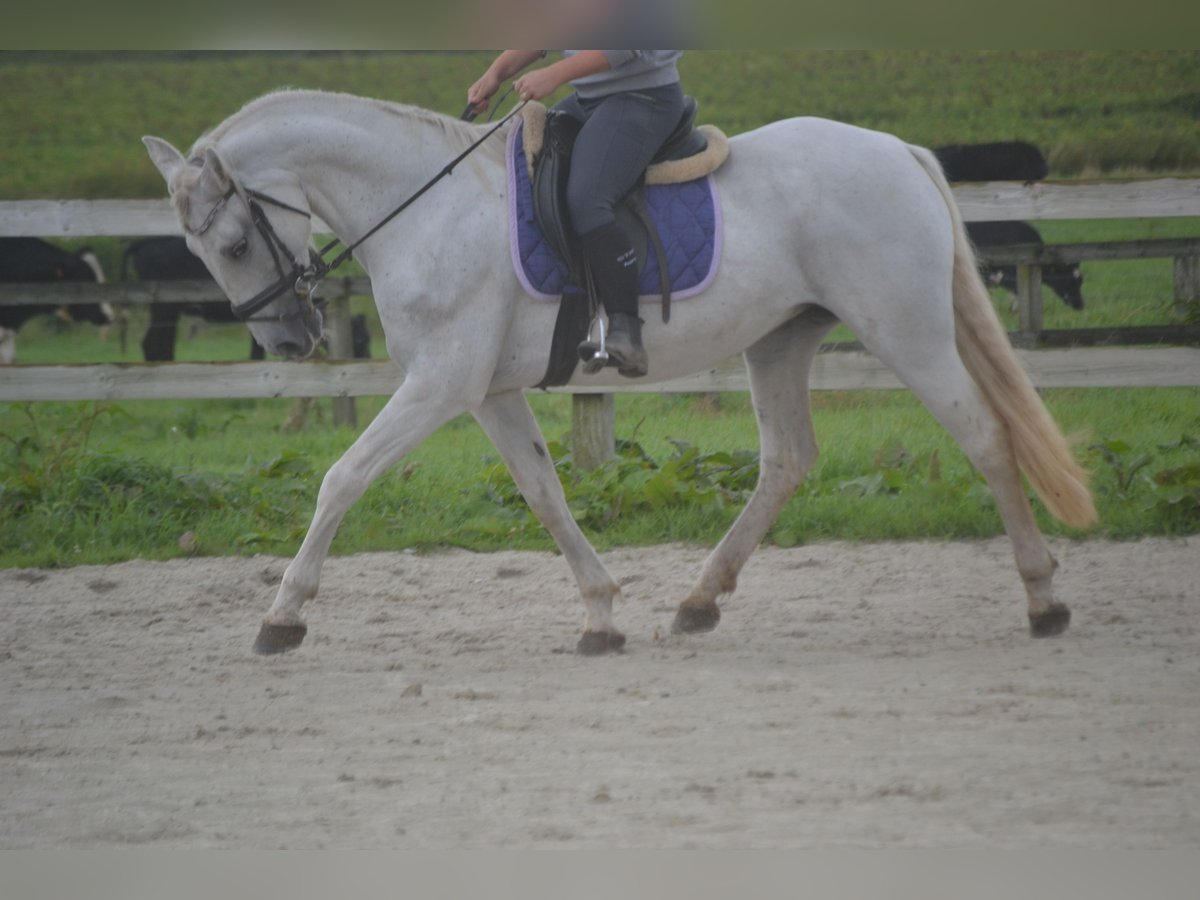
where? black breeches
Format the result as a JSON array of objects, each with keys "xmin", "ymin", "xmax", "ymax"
[{"xmin": 554, "ymin": 82, "xmax": 685, "ymax": 237}]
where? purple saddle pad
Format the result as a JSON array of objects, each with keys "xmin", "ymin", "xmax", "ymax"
[{"xmin": 506, "ymin": 119, "xmax": 723, "ymax": 302}]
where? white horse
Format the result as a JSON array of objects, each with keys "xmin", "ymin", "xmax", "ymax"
[{"xmin": 143, "ymin": 89, "xmax": 1096, "ymax": 655}]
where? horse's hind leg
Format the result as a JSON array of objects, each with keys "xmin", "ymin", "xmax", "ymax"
[
  {"xmin": 878, "ymin": 345, "xmax": 1067, "ymax": 635},
  {"xmin": 473, "ymin": 390, "xmax": 625, "ymax": 654},
  {"xmin": 673, "ymin": 315, "xmax": 831, "ymax": 635}
]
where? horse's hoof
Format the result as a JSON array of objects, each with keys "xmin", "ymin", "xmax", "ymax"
[
  {"xmin": 253, "ymin": 623, "xmax": 308, "ymax": 655},
  {"xmin": 671, "ymin": 603, "xmax": 721, "ymax": 634},
  {"xmin": 576, "ymin": 630, "xmax": 626, "ymax": 656},
  {"xmin": 1029, "ymin": 604, "xmax": 1070, "ymax": 638}
]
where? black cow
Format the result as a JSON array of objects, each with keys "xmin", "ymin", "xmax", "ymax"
[
  {"xmin": 933, "ymin": 141, "xmax": 1048, "ymax": 183},
  {"xmin": 967, "ymin": 221, "xmax": 1085, "ymax": 311},
  {"xmin": 123, "ymin": 236, "xmax": 266, "ymax": 362},
  {"xmin": 124, "ymin": 236, "xmax": 371, "ymax": 361},
  {"xmin": 0, "ymin": 237, "xmax": 112, "ymax": 363}
]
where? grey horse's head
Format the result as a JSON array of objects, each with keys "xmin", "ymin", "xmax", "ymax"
[{"xmin": 143, "ymin": 136, "xmax": 323, "ymax": 360}]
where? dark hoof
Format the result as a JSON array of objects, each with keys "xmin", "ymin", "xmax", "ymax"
[
  {"xmin": 672, "ymin": 603, "xmax": 721, "ymax": 635},
  {"xmin": 253, "ymin": 623, "xmax": 308, "ymax": 655},
  {"xmin": 576, "ymin": 630, "xmax": 626, "ymax": 656},
  {"xmin": 1029, "ymin": 604, "xmax": 1071, "ymax": 638}
]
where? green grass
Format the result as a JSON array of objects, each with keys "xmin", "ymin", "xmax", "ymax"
[
  {"xmin": 2, "ymin": 384, "xmax": 1198, "ymax": 568},
  {"xmin": 1, "ymin": 51, "xmax": 1198, "ymax": 200},
  {"xmin": 2, "ymin": 51, "xmax": 1199, "ymax": 567}
]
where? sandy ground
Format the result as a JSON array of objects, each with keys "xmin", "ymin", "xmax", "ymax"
[{"xmin": 1, "ymin": 537, "xmax": 1197, "ymax": 849}]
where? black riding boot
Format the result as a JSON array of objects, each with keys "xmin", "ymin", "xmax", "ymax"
[{"xmin": 577, "ymin": 221, "xmax": 648, "ymax": 378}]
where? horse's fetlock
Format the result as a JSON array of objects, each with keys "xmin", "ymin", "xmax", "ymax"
[
  {"xmin": 263, "ymin": 608, "xmax": 306, "ymax": 629},
  {"xmin": 278, "ymin": 573, "xmax": 318, "ymax": 601}
]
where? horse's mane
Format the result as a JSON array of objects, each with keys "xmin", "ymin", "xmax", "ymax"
[
  {"xmin": 192, "ymin": 89, "xmax": 490, "ymax": 159},
  {"xmin": 174, "ymin": 89, "xmax": 505, "ymax": 226}
]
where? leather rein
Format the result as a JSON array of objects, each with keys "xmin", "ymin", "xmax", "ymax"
[{"xmin": 195, "ymin": 100, "xmax": 527, "ymax": 323}]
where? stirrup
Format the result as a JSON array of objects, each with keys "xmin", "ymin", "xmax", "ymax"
[{"xmin": 578, "ymin": 317, "xmax": 608, "ymax": 375}]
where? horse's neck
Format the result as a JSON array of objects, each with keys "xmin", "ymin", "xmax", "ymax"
[{"xmin": 221, "ymin": 94, "xmax": 496, "ymax": 262}]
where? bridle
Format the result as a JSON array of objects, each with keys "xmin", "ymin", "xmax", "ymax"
[
  {"xmin": 188, "ymin": 99, "xmax": 527, "ymax": 324},
  {"xmin": 187, "ymin": 181, "xmax": 325, "ymax": 323}
]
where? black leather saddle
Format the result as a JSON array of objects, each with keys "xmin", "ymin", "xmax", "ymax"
[{"xmin": 531, "ymin": 97, "xmax": 709, "ymax": 388}]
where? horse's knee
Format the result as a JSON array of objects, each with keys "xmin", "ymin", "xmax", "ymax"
[
  {"xmin": 314, "ymin": 458, "xmax": 369, "ymax": 513},
  {"xmin": 760, "ymin": 436, "xmax": 817, "ymax": 491},
  {"xmin": 754, "ymin": 455, "xmax": 810, "ymax": 507}
]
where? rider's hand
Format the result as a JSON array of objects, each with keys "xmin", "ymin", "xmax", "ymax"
[
  {"xmin": 513, "ymin": 68, "xmax": 563, "ymax": 103},
  {"xmin": 467, "ymin": 72, "xmax": 501, "ymax": 115}
]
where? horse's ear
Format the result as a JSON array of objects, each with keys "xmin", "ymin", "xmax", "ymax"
[
  {"xmin": 143, "ymin": 136, "xmax": 186, "ymax": 186},
  {"xmin": 200, "ymin": 147, "xmax": 232, "ymax": 195}
]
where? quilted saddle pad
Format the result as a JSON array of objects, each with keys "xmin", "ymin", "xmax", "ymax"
[{"xmin": 506, "ymin": 120, "xmax": 723, "ymax": 303}]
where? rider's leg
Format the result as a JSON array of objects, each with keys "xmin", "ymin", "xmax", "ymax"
[
  {"xmin": 563, "ymin": 84, "xmax": 685, "ymax": 377},
  {"xmin": 579, "ymin": 220, "xmax": 646, "ymax": 376}
]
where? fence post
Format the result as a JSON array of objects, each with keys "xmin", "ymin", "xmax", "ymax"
[
  {"xmin": 1016, "ymin": 263, "xmax": 1044, "ymax": 346},
  {"xmin": 323, "ymin": 293, "xmax": 358, "ymax": 428},
  {"xmin": 571, "ymin": 393, "xmax": 615, "ymax": 471},
  {"xmin": 1175, "ymin": 255, "xmax": 1198, "ymax": 315}
]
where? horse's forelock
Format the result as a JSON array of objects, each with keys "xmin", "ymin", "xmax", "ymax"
[{"xmin": 166, "ymin": 159, "xmax": 206, "ymax": 225}]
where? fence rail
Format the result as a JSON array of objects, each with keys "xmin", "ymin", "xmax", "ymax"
[
  {"xmin": 950, "ymin": 178, "xmax": 1200, "ymax": 221},
  {"xmin": 3, "ymin": 178, "xmax": 1199, "ymax": 237},
  {"xmin": 2, "ymin": 182, "xmax": 1198, "ymax": 452},
  {"xmin": 0, "ymin": 277, "xmax": 372, "ymax": 307},
  {"xmin": 3, "ymin": 346, "xmax": 1198, "ymax": 404},
  {"xmin": 0, "ymin": 199, "xmax": 333, "ymax": 238}
]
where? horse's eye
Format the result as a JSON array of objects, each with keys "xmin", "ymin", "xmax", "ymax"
[{"xmin": 227, "ymin": 238, "xmax": 249, "ymax": 259}]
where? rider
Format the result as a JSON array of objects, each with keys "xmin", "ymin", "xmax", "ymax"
[{"xmin": 468, "ymin": 50, "xmax": 686, "ymax": 377}]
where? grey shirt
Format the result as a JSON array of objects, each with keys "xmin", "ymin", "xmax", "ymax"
[{"xmin": 563, "ymin": 50, "xmax": 683, "ymax": 99}]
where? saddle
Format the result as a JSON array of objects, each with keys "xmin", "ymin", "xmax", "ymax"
[{"xmin": 522, "ymin": 99, "xmax": 729, "ymax": 388}]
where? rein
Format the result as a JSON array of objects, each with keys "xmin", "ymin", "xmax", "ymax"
[
  {"xmin": 314, "ymin": 99, "xmax": 529, "ymax": 276},
  {"xmin": 216, "ymin": 100, "xmax": 528, "ymax": 323}
]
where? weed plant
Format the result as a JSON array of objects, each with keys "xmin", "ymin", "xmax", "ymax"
[{"xmin": 2, "ymin": 388, "xmax": 1197, "ymax": 568}]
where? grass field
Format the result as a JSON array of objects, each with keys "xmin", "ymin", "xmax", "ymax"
[
  {"xmin": 3, "ymin": 378, "xmax": 1198, "ymax": 567},
  {"xmin": 2, "ymin": 50, "xmax": 1198, "ymax": 200},
  {"xmin": 2, "ymin": 51, "xmax": 1198, "ymax": 566}
]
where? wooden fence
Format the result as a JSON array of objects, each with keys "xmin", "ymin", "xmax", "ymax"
[{"xmin": 2, "ymin": 181, "xmax": 1199, "ymax": 464}]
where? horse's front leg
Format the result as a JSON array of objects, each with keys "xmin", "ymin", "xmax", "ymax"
[
  {"xmin": 473, "ymin": 390, "xmax": 625, "ymax": 654},
  {"xmin": 253, "ymin": 379, "xmax": 467, "ymax": 654}
]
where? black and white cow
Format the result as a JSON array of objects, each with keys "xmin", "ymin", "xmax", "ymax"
[
  {"xmin": 933, "ymin": 141, "xmax": 1049, "ymax": 183},
  {"xmin": 967, "ymin": 221, "xmax": 1085, "ymax": 311},
  {"xmin": 124, "ymin": 237, "xmax": 372, "ymax": 362},
  {"xmin": 0, "ymin": 237, "xmax": 113, "ymax": 363}
]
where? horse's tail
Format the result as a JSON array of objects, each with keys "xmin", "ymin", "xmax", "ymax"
[{"xmin": 907, "ymin": 144, "xmax": 1098, "ymax": 528}]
